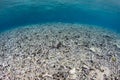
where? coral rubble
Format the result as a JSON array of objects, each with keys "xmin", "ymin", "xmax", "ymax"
[{"xmin": 0, "ymin": 23, "xmax": 120, "ymax": 80}]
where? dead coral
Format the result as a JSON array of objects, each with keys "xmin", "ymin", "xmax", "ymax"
[{"xmin": 0, "ymin": 23, "xmax": 120, "ymax": 80}]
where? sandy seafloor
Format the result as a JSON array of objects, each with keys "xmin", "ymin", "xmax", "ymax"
[{"xmin": 0, "ymin": 23, "xmax": 120, "ymax": 80}]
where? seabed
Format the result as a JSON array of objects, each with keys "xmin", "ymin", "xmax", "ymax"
[{"xmin": 0, "ymin": 23, "xmax": 120, "ymax": 80}]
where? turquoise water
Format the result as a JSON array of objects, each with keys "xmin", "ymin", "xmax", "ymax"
[
  {"xmin": 0, "ymin": 0, "xmax": 120, "ymax": 32},
  {"xmin": 0, "ymin": 1, "xmax": 120, "ymax": 79}
]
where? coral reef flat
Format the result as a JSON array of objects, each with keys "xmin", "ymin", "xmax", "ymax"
[{"xmin": 0, "ymin": 23, "xmax": 120, "ymax": 80}]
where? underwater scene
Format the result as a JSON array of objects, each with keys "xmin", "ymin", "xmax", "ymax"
[{"xmin": 0, "ymin": 0, "xmax": 120, "ymax": 80}]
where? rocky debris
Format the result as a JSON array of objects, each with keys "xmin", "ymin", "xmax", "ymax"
[
  {"xmin": 0, "ymin": 23, "xmax": 120, "ymax": 80},
  {"xmin": 115, "ymin": 40, "xmax": 120, "ymax": 48},
  {"xmin": 90, "ymin": 47, "xmax": 101, "ymax": 53},
  {"xmin": 88, "ymin": 66, "xmax": 110, "ymax": 80},
  {"xmin": 69, "ymin": 68, "xmax": 77, "ymax": 79}
]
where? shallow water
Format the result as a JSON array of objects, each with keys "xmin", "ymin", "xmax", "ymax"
[
  {"xmin": 0, "ymin": 1, "xmax": 120, "ymax": 79},
  {"xmin": 0, "ymin": 0, "xmax": 120, "ymax": 32}
]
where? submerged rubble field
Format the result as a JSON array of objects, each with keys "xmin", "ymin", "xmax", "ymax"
[{"xmin": 0, "ymin": 23, "xmax": 120, "ymax": 80}]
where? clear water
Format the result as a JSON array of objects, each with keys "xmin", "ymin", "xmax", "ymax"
[{"xmin": 0, "ymin": 0, "xmax": 120, "ymax": 32}]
